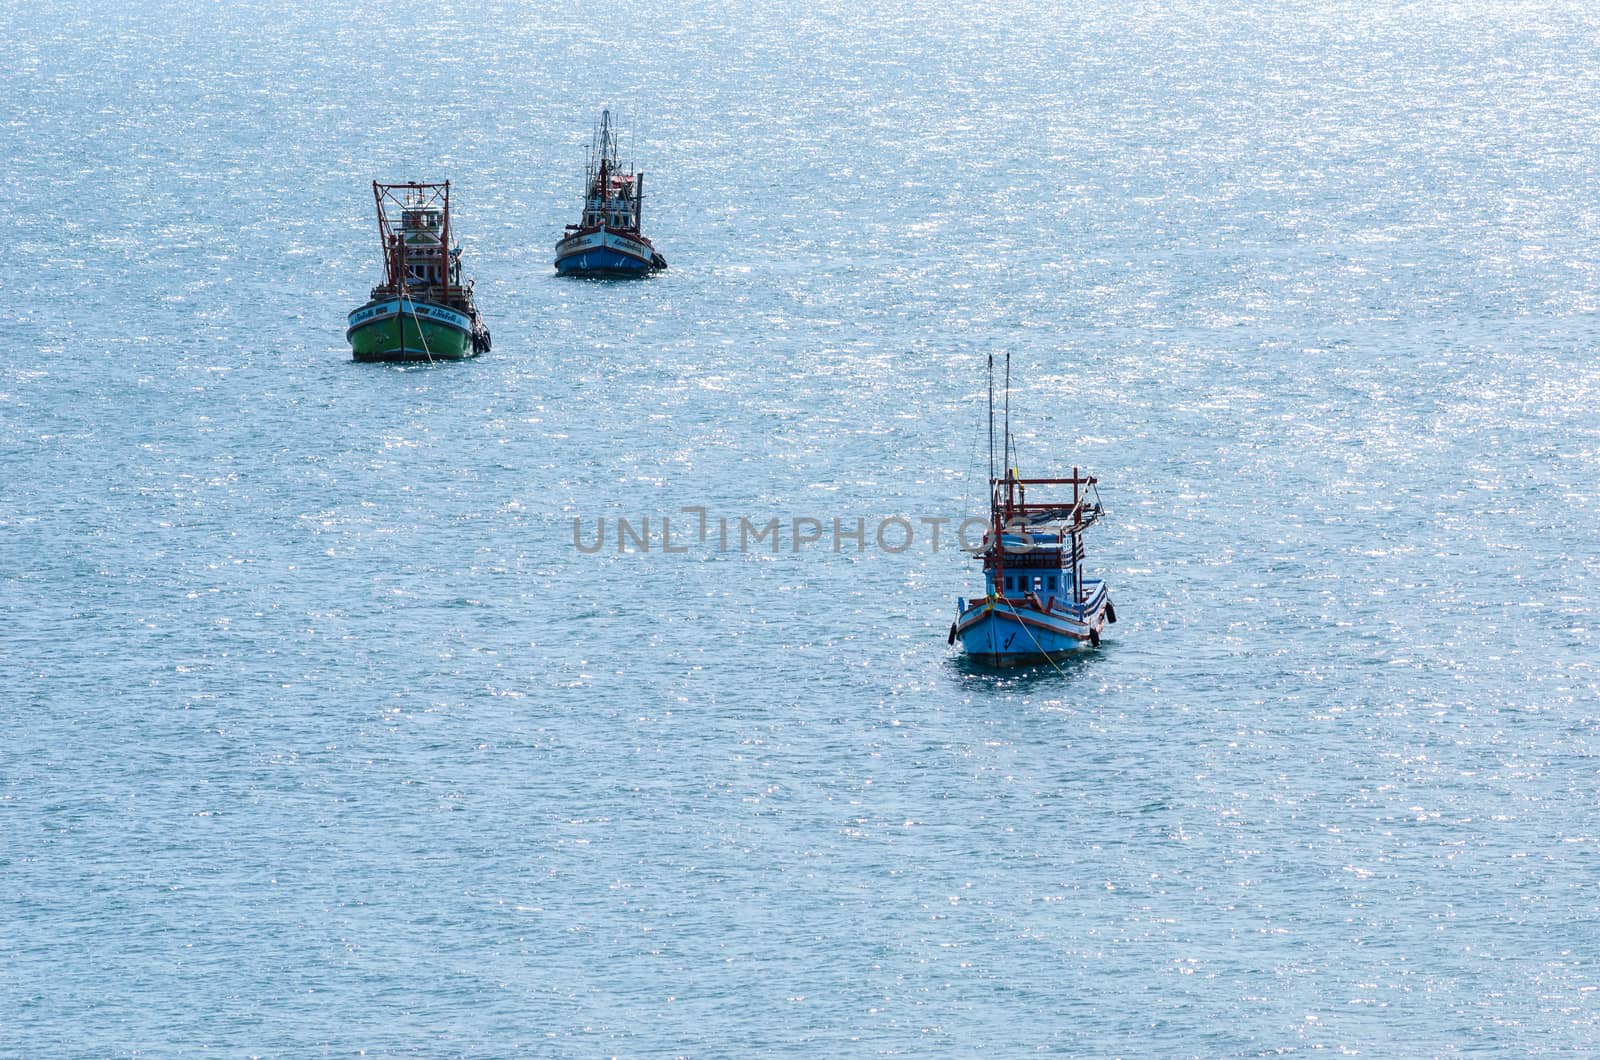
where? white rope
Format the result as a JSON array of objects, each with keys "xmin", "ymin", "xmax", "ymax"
[
  {"xmin": 400, "ymin": 289, "xmax": 435, "ymax": 364},
  {"xmin": 998, "ymin": 596, "xmax": 1073, "ymax": 678}
]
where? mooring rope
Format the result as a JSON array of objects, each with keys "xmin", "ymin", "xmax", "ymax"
[
  {"xmin": 998, "ymin": 596, "xmax": 1073, "ymax": 679},
  {"xmin": 400, "ymin": 289, "xmax": 435, "ymax": 364}
]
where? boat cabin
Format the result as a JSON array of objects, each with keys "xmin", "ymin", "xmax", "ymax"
[
  {"xmin": 980, "ymin": 531, "xmax": 1088, "ymax": 610},
  {"xmin": 394, "ymin": 201, "xmax": 459, "ymax": 289},
  {"xmin": 402, "ymin": 207, "xmax": 443, "ymax": 233},
  {"xmin": 968, "ymin": 468, "xmax": 1101, "ymax": 615},
  {"xmin": 580, "ymin": 173, "xmax": 640, "ymax": 231}
]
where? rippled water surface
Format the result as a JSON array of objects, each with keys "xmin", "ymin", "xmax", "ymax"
[{"xmin": 5, "ymin": 0, "xmax": 1600, "ymax": 1053}]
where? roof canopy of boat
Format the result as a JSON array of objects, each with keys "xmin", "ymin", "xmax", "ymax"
[{"xmin": 991, "ymin": 472, "xmax": 1102, "ymax": 531}]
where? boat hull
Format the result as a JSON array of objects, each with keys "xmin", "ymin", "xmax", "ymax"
[
  {"xmin": 347, "ymin": 298, "xmax": 479, "ymax": 362},
  {"xmin": 955, "ymin": 581, "xmax": 1110, "ymax": 667},
  {"xmin": 554, "ymin": 229, "xmax": 666, "ymax": 277}
]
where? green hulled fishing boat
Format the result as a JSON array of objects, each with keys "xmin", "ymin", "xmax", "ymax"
[{"xmin": 347, "ymin": 181, "xmax": 490, "ymax": 362}]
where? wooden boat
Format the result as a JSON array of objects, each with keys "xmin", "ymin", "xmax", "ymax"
[
  {"xmin": 347, "ymin": 181, "xmax": 491, "ymax": 362},
  {"xmin": 950, "ymin": 354, "xmax": 1118, "ymax": 666},
  {"xmin": 554, "ymin": 110, "xmax": 667, "ymax": 277}
]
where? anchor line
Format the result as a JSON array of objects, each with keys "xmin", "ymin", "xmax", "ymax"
[
  {"xmin": 997, "ymin": 597, "xmax": 1073, "ymax": 679},
  {"xmin": 399, "ymin": 288, "xmax": 435, "ymax": 364}
]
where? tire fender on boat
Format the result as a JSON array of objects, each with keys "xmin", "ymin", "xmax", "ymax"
[
  {"xmin": 1089, "ymin": 627, "xmax": 1100, "ymax": 648},
  {"xmin": 1105, "ymin": 598, "xmax": 1117, "ymax": 624},
  {"xmin": 947, "ymin": 622, "xmax": 957, "ymax": 645}
]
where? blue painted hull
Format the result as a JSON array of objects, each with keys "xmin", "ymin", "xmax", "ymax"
[
  {"xmin": 554, "ymin": 228, "xmax": 666, "ymax": 277},
  {"xmin": 955, "ymin": 580, "xmax": 1110, "ymax": 667},
  {"xmin": 554, "ymin": 247, "xmax": 656, "ymax": 276}
]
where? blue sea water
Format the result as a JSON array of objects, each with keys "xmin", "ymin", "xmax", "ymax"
[{"xmin": 4, "ymin": 0, "xmax": 1600, "ymax": 1053}]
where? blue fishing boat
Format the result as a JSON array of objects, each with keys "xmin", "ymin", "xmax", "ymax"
[
  {"xmin": 950, "ymin": 354, "xmax": 1118, "ymax": 667},
  {"xmin": 554, "ymin": 110, "xmax": 667, "ymax": 277}
]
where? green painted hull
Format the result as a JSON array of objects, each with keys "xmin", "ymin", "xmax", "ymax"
[{"xmin": 348, "ymin": 309, "xmax": 475, "ymax": 363}]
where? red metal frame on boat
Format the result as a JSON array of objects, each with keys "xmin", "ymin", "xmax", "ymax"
[
  {"xmin": 993, "ymin": 469, "xmax": 1098, "ymax": 526},
  {"xmin": 372, "ymin": 181, "xmax": 454, "ymax": 299},
  {"xmin": 984, "ymin": 467, "xmax": 1100, "ymax": 605}
]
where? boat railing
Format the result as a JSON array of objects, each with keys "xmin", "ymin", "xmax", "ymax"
[{"xmin": 368, "ymin": 281, "xmax": 466, "ymax": 305}]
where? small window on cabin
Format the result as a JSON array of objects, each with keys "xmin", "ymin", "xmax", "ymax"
[
  {"xmin": 1005, "ymin": 576, "xmax": 1014, "ymax": 591},
  {"xmin": 1033, "ymin": 576, "xmax": 1042, "ymax": 591},
  {"xmin": 1048, "ymin": 576, "xmax": 1057, "ymax": 591}
]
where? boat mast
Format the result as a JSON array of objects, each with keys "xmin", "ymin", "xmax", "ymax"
[
  {"xmin": 396, "ymin": 188, "xmax": 404, "ymax": 359},
  {"xmin": 439, "ymin": 180, "xmax": 451, "ymax": 300},
  {"xmin": 987, "ymin": 354, "xmax": 995, "ymax": 491},
  {"xmin": 630, "ymin": 116, "xmax": 643, "ymax": 231},
  {"xmin": 1073, "ymin": 466, "xmax": 1082, "ymax": 604},
  {"xmin": 1003, "ymin": 352, "xmax": 1012, "ymax": 509},
  {"xmin": 988, "ymin": 353, "xmax": 1006, "ymax": 596},
  {"xmin": 598, "ymin": 109, "xmax": 613, "ymax": 226}
]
